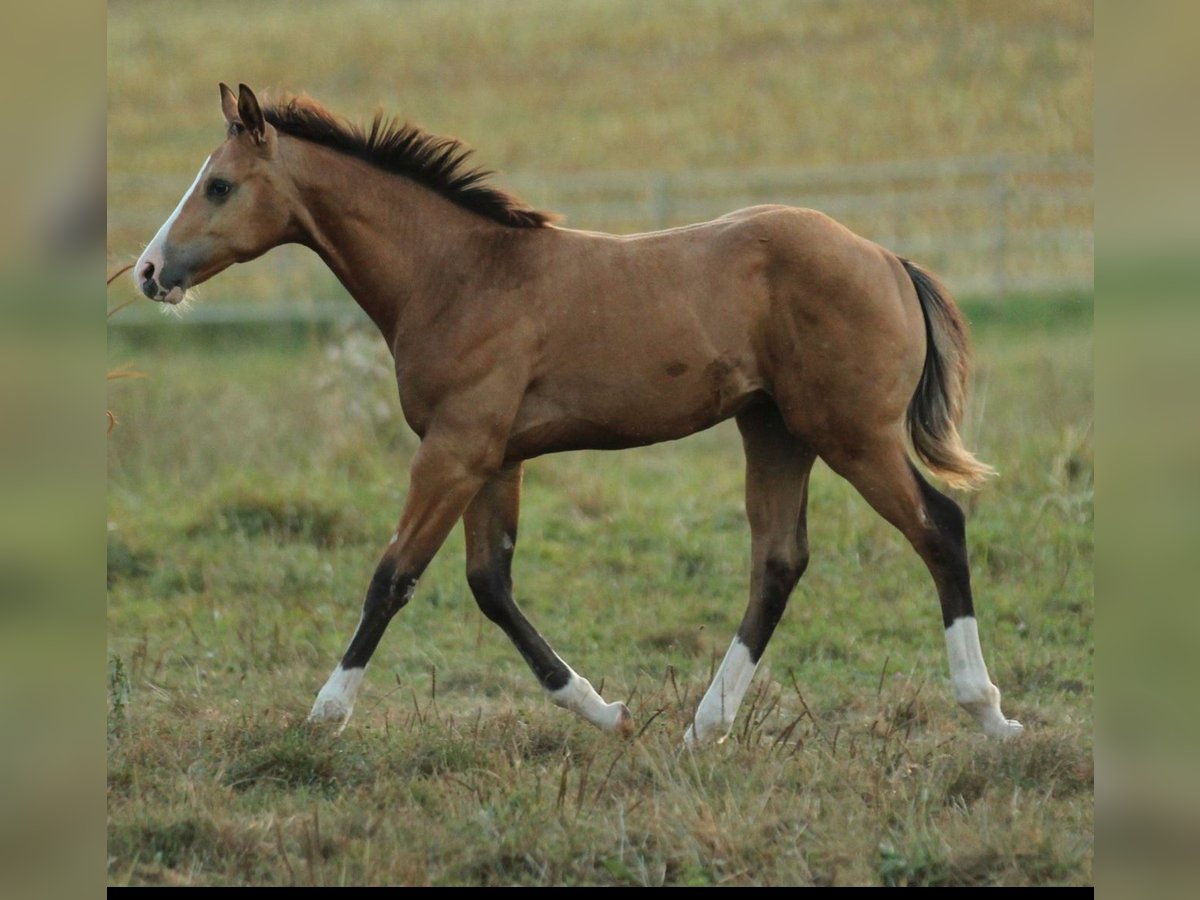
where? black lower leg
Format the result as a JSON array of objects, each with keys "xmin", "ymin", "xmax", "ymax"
[
  {"xmin": 467, "ymin": 563, "xmax": 571, "ymax": 692},
  {"xmin": 909, "ymin": 462, "xmax": 975, "ymax": 627},
  {"xmin": 735, "ymin": 554, "xmax": 807, "ymax": 660},
  {"xmin": 341, "ymin": 563, "xmax": 420, "ymax": 670}
]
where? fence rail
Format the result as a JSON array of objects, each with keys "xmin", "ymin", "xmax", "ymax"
[{"xmin": 108, "ymin": 154, "xmax": 1091, "ymax": 327}]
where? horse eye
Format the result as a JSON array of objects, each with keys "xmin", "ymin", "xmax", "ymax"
[{"xmin": 206, "ymin": 179, "xmax": 233, "ymax": 200}]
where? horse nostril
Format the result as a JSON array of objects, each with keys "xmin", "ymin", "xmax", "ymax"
[{"xmin": 140, "ymin": 261, "xmax": 156, "ymax": 283}]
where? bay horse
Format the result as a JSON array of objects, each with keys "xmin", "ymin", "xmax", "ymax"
[{"xmin": 134, "ymin": 84, "xmax": 1022, "ymax": 744}]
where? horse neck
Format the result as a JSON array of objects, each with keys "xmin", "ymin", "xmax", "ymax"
[{"xmin": 282, "ymin": 138, "xmax": 498, "ymax": 345}]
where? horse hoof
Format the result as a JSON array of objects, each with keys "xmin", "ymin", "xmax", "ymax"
[
  {"xmin": 997, "ymin": 718, "xmax": 1025, "ymax": 739},
  {"xmin": 983, "ymin": 716, "xmax": 1024, "ymax": 740},
  {"xmin": 613, "ymin": 702, "xmax": 635, "ymax": 738},
  {"xmin": 308, "ymin": 698, "xmax": 352, "ymax": 729},
  {"xmin": 682, "ymin": 723, "xmax": 706, "ymax": 750}
]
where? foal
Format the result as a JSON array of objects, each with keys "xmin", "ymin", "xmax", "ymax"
[{"xmin": 135, "ymin": 84, "xmax": 1022, "ymax": 744}]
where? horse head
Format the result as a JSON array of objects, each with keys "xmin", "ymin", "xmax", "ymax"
[{"xmin": 136, "ymin": 83, "xmax": 296, "ymax": 304}]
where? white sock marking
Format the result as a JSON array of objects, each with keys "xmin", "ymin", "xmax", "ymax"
[
  {"xmin": 685, "ymin": 638, "xmax": 758, "ymax": 747},
  {"xmin": 549, "ymin": 669, "xmax": 631, "ymax": 734},
  {"xmin": 945, "ymin": 616, "xmax": 1023, "ymax": 738},
  {"xmin": 309, "ymin": 665, "xmax": 364, "ymax": 728}
]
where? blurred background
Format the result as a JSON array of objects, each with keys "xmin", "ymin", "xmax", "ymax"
[{"xmin": 107, "ymin": 0, "xmax": 1093, "ymax": 324}]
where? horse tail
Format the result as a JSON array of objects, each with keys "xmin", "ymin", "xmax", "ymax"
[{"xmin": 900, "ymin": 257, "xmax": 997, "ymax": 491}]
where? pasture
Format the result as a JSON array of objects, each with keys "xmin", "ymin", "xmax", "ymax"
[
  {"xmin": 106, "ymin": 299, "xmax": 1092, "ymax": 886},
  {"xmin": 107, "ymin": 0, "xmax": 1092, "ymax": 886}
]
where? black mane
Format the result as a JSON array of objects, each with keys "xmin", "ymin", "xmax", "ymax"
[{"xmin": 262, "ymin": 95, "xmax": 553, "ymax": 228}]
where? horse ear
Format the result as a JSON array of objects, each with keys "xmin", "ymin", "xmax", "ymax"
[
  {"xmin": 237, "ymin": 83, "xmax": 267, "ymax": 145},
  {"xmin": 219, "ymin": 83, "xmax": 242, "ymax": 135}
]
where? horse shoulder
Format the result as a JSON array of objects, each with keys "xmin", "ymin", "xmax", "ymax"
[{"xmin": 393, "ymin": 301, "xmax": 538, "ymax": 440}]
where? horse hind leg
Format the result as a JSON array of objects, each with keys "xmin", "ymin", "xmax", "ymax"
[
  {"xmin": 819, "ymin": 432, "xmax": 1023, "ymax": 738},
  {"xmin": 685, "ymin": 402, "xmax": 816, "ymax": 747}
]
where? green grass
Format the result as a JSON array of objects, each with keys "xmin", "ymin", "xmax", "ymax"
[{"xmin": 107, "ymin": 303, "xmax": 1092, "ymax": 885}]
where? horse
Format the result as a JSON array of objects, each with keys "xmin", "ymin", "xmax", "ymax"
[{"xmin": 134, "ymin": 83, "xmax": 1023, "ymax": 745}]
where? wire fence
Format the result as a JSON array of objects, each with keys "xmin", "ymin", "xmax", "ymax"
[{"xmin": 108, "ymin": 153, "xmax": 1091, "ymax": 328}]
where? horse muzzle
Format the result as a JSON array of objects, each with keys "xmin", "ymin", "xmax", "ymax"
[{"xmin": 136, "ymin": 249, "xmax": 189, "ymax": 304}]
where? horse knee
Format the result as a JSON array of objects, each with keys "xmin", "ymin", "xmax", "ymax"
[
  {"xmin": 762, "ymin": 554, "xmax": 806, "ymax": 620},
  {"xmin": 364, "ymin": 563, "xmax": 418, "ymax": 619},
  {"xmin": 467, "ymin": 566, "xmax": 511, "ymax": 623}
]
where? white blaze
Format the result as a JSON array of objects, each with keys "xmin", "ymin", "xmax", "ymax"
[{"xmin": 134, "ymin": 156, "xmax": 211, "ymax": 301}]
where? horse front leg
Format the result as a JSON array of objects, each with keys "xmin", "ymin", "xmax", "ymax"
[
  {"xmin": 463, "ymin": 463, "xmax": 633, "ymax": 735},
  {"xmin": 308, "ymin": 432, "xmax": 495, "ymax": 728}
]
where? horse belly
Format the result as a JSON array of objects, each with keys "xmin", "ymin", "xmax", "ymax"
[{"xmin": 504, "ymin": 354, "xmax": 762, "ymax": 461}]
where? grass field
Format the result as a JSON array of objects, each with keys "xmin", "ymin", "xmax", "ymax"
[
  {"xmin": 107, "ymin": 0, "xmax": 1092, "ymax": 886},
  {"xmin": 106, "ymin": 299, "xmax": 1092, "ymax": 886}
]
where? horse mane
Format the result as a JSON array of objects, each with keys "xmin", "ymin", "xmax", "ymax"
[{"xmin": 262, "ymin": 94, "xmax": 553, "ymax": 228}]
